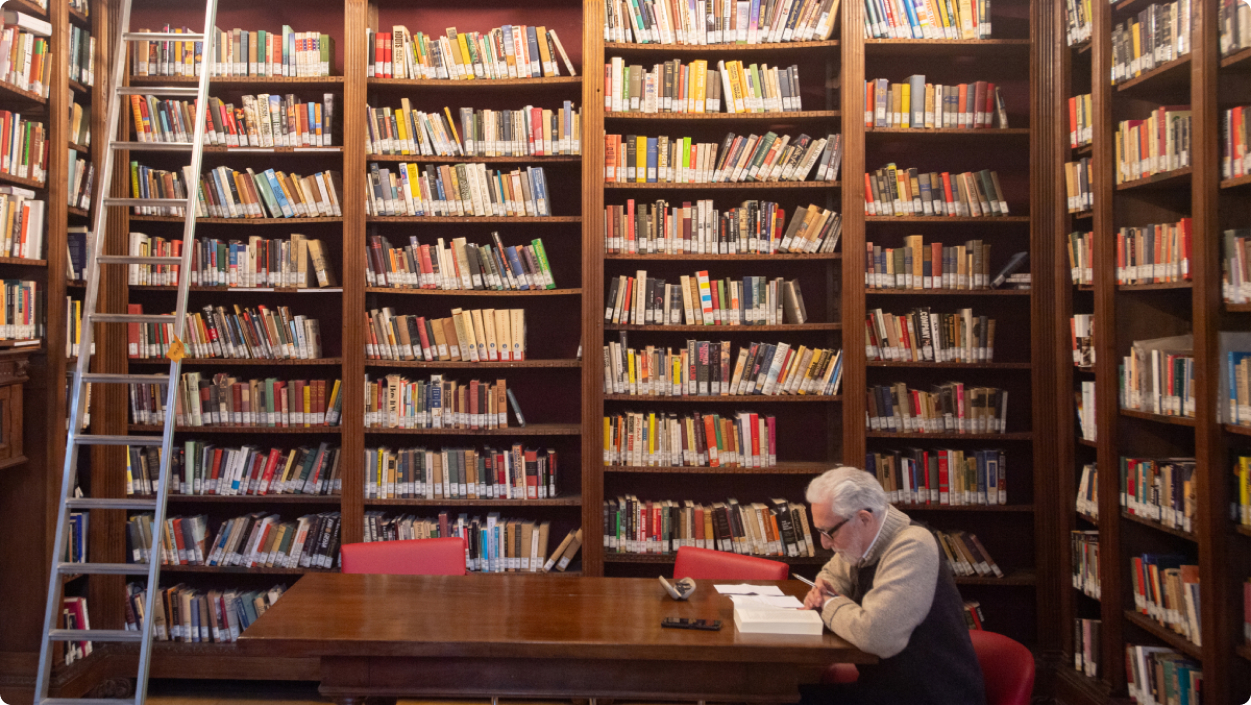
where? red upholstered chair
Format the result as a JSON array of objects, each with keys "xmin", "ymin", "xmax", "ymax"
[
  {"xmin": 340, "ymin": 537, "xmax": 467, "ymax": 576},
  {"xmin": 672, "ymin": 546, "xmax": 789, "ymax": 581},
  {"xmin": 970, "ymin": 630, "xmax": 1035, "ymax": 705}
]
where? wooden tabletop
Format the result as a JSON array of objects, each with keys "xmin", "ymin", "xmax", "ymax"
[{"xmin": 240, "ymin": 573, "xmax": 875, "ymax": 664}]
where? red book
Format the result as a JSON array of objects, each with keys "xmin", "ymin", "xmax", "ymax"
[
  {"xmin": 258, "ymin": 448, "xmax": 283, "ymax": 494},
  {"xmin": 127, "ymin": 303, "xmax": 143, "ymax": 358},
  {"xmin": 208, "ymin": 448, "xmax": 225, "ymax": 494},
  {"xmin": 524, "ymin": 449, "xmax": 539, "ymax": 499}
]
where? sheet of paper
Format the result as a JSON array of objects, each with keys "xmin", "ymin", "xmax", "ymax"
[
  {"xmin": 714, "ymin": 584, "xmax": 786, "ymax": 596},
  {"xmin": 729, "ymin": 594, "xmax": 805, "ymax": 609}
]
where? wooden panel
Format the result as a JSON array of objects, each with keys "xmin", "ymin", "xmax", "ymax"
[{"xmin": 580, "ymin": 0, "xmax": 603, "ymax": 577}]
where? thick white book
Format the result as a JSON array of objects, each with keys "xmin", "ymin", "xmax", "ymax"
[{"xmin": 733, "ymin": 606, "xmax": 824, "ymax": 635}]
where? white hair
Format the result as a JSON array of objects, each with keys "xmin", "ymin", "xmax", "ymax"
[{"xmin": 806, "ymin": 466, "xmax": 888, "ymax": 520}]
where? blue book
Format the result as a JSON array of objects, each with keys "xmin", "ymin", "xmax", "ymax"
[
  {"xmin": 262, "ymin": 169, "xmax": 294, "ymax": 217},
  {"xmin": 646, "ymin": 137, "xmax": 658, "ymax": 182},
  {"xmin": 525, "ymin": 26, "xmax": 541, "ymax": 77},
  {"xmin": 900, "ymin": 0, "xmax": 921, "ymax": 37},
  {"xmin": 503, "ymin": 246, "xmax": 530, "ymax": 289}
]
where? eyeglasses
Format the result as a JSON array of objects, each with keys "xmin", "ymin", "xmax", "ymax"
[{"xmin": 815, "ymin": 510, "xmax": 870, "ymax": 540}]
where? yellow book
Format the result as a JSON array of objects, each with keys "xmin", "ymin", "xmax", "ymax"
[
  {"xmin": 729, "ymin": 61, "xmax": 747, "ymax": 114},
  {"xmin": 627, "ymin": 351, "xmax": 636, "ymax": 386},
  {"xmin": 443, "ymin": 106, "xmax": 461, "ymax": 148},
  {"xmin": 635, "ymin": 135, "xmax": 647, "ymax": 183},
  {"xmin": 933, "ymin": 0, "xmax": 951, "ymax": 32},
  {"xmin": 957, "ymin": 0, "xmax": 976, "ymax": 38},
  {"xmin": 394, "ymin": 107, "xmax": 411, "ymax": 156},
  {"xmin": 1240, "ymin": 456, "xmax": 1250, "ymax": 524},
  {"xmin": 405, "ymin": 163, "xmax": 422, "ymax": 204},
  {"xmin": 1131, "ymin": 21, "xmax": 1142, "ymax": 75},
  {"xmin": 900, "ymin": 83, "xmax": 911, "ymax": 128},
  {"xmin": 603, "ymin": 416, "xmax": 612, "ymax": 458},
  {"xmin": 693, "ymin": 60, "xmax": 707, "ymax": 114},
  {"xmin": 536, "ymin": 26, "xmax": 555, "ymax": 77},
  {"xmin": 456, "ymin": 32, "xmax": 475, "ymax": 80}
]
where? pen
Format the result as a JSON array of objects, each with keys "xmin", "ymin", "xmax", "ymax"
[{"xmin": 794, "ymin": 575, "xmax": 816, "ymax": 588}]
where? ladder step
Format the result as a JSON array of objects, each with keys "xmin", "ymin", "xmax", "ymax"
[
  {"xmin": 117, "ymin": 86, "xmax": 200, "ymax": 97},
  {"xmin": 66, "ymin": 497, "xmax": 158, "ymax": 510},
  {"xmin": 89, "ymin": 313, "xmax": 175, "ymax": 324},
  {"xmin": 48, "ymin": 629, "xmax": 142, "ymax": 643},
  {"xmin": 102, "ymin": 198, "xmax": 188, "ymax": 208},
  {"xmin": 110, "ymin": 141, "xmax": 194, "ymax": 152},
  {"xmin": 74, "ymin": 435, "xmax": 164, "ymax": 447},
  {"xmin": 123, "ymin": 32, "xmax": 206, "ymax": 41},
  {"xmin": 42, "ymin": 699, "xmax": 136, "ymax": 705},
  {"xmin": 82, "ymin": 373, "xmax": 174, "ymax": 384},
  {"xmin": 97, "ymin": 255, "xmax": 184, "ymax": 265},
  {"xmin": 58, "ymin": 562, "xmax": 151, "ymax": 575}
]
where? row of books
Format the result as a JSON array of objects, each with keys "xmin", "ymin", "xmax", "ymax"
[
  {"xmin": 0, "ymin": 112, "xmax": 45, "ymax": 183},
  {"xmin": 366, "ymin": 103, "xmax": 580, "ymax": 157},
  {"xmin": 1071, "ymin": 314, "xmax": 1093, "ymax": 367},
  {"xmin": 365, "ymin": 163, "xmax": 552, "ymax": 218},
  {"xmin": 1068, "ymin": 94, "xmax": 1092, "ymax": 148},
  {"xmin": 865, "ymin": 239, "xmax": 1012, "ymax": 291},
  {"xmin": 0, "ymin": 12, "xmax": 52, "ymax": 98},
  {"xmin": 864, "ymin": 165, "xmax": 1009, "ymax": 218},
  {"xmin": 604, "ymin": 496, "xmax": 815, "ymax": 557},
  {"xmin": 1126, "ymin": 645, "xmax": 1201, "ymax": 705},
  {"xmin": 364, "ymin": 445, "xmax": 558, "ymax": 501},
  {"xmin": 1077, "ymin": 462, "xmax": 1098, "ymax": 519},
  {"xmin": 65, "ymin": 297, "xmax": 92, "ymax": 358},
  {"xmin": 127, "ymin": 233, "xmax": 337, "ymax": 289},
  {"xmin": 363, "ymin": 517, "xmax": 582, "ymax": 574},
  {"xmin": 935, "ymin": 529, "xmax": 1003, "ymax": 578},
  {"xmin": 1234, "ymin": 455, "xmax": 1251, "ymax": 527},
  {"xmin": 1120, "ymin": 334, "xmax": 1195, "ymax": 418},
  {"xmin": 605, "ymin": 132, "xmax": 841, "ymax": 184},
  {"xmin": 866, "ymin": 307, "xmax": 996, "ymax": 364},
  {"xmin": 1111, "ymin": 1, "xmax": 1191, "ymax": 86},
  {"xmin": 365, "ymin": 308, "xmax": 527, "ymax": 363},
  {"xmin": 0, "ymin": 188, "xmax": 44, "ymax": 260},
  {"xmin": 0, "ymin": 279, "xmax": 39, "ymax": 340},
  {"xmin": 130, "ymin": 163, "xmax": 343, "ymax": 220},
  {"xmin": 1116, "ymin": 219, "xmax": 1192, "ymax": 285},
  {"xmin": 128, "ymin": 305, "xmax": 324, "ymax": 362},
  {"xmin": 1067, "ymin": 231, "xmax": 1092, "ymax": 286},
  {"xmin": 130, "ymin": 26, "xmax": 335, "ymax": 78},
  {"xmin": 68, "ymin": 23, "xmax": 92, "ymax": 86},
  {"xmin": 125, "ymin": 511, "xmax": 343, "ymax": 570},
  {"xmin": 1122, "ymin": 456, "xmax": 1196, "ymax": 533},
  {"xmin": 605, "ymin": 272, "xmax": 807, "ymax": 326},
  {"xmin": 67, "ymin": 151, "xmax": 92, "ymax": 211},
  {"xmin": 130, "ymin": 94, "xmax": 337, "ymax": 149},
  {"xmin": 66, "ymin": 226, "xmax": 91, "ymax": 281},
  {"xmin": 866, "ymin": 448, "xmax": 1007, "ymax": 506},
  {"xmin": 1065, "ymin": 0, "xmax": 1092, "ymax": 46},
  {"xmin": 126, "ymin": 443, "xmax": 341, "ymax": 497},
  {"xmin": 1224, "ymin": 229, "xmax": 1251, "ymax": 303},
  {"xmin": 65, "ymin": 510, "xmax": 86, "ymax": 564},
  {"xmin": 1074, "ymin": 619, "xmax": 1100, "ymax": 678},
  {"xmin": 866, "ymin": 382, "xmax": 1009, "ymax": 434},
  {"xmin": 127, "ymin": 375, "xmax": 344, "ymax": 427},
  {"xmin": 365, "ymin": 234, "xmax": 555, "ymax": 291},
  {"xmin": 1130, "ymin": 553, "xmax": 1201, "ymax": 647},
  {"xmin": 1115, "ymin": 108, "xmax": 1192, "ymax": 184},
  {"xmin": 604, "ymin": 411, "xmax": 777, "ymax": 468},
  {"xmin": 606, "ymin": 59, "xmax": 804, "ymax": 114},
  {"xmin": 962, "ymin": 601, "xmax": 987, "ymax": 629},
  {"xmin": 1077, "ymin": 380, "xmax": 1096, "ymax": 442},
  {"xmin": 604, "ymin": 340, "xmax": 843, "ymax": 397},
  {"xmin": 123, "ymin": 583, "xmax": 286, "ymax": 645},
  {"xmin": 607, "ymin": 200, "xmax": 838, "ymax": 256},
  {"xmin": 1222, "ymin": 0, "xmax": 1251, "ymax": 56},
  {"xmin": 366, "ymin": 25, "xmax": 575, "ymax": 81},
  {"xmin": 69, "ymin": 100, "xmax": 90, "ymax": 148},
  {"xmin": 60, "ymin": 597, "xmax": 89, "ymax": 664},
  {"xmin": 1071, "ymin": 530, "xmax": 1100, "ymax": 599},
  {"xmin": 363, "ymin": 375, "xmax": 524, "ymax": 430},
  {"xmin": 864, "ymin": 78, "xmax": 1007, "ymax": 130},
  {"xmin": 1065, "ymin": 157, "xmax": 1092, "ymax": 213},
  {"xmin": 604, "ymin": 0, "xmax": 840, "ymax": 45},
  {"xmin": 862, "ymin": 0, "xmax": 991, "ymax": 39}
]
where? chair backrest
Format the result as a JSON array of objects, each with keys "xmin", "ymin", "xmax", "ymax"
[
  {"xmin": 673, "ymin": 546, "xmax": 789, "ymax": 581},
  {"xmin": 969, "ymin": 630, "xmax": 1035, "ymax": 705},
  {"xmin": 340, "ymin": 537, "xmax": 468, "ymax": 576}
]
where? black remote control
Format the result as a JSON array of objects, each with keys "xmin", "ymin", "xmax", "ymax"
[{"xmin": 661, "ymin": 617, "xmax": 722, "ymax": 631}]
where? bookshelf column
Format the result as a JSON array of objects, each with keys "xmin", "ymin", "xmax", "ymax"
[
  {"xmin": 341, "ymin": 0, "xmax": 367, "ymax": 546},
  {"xmin": 581, "ymin": 0, "xmax": 605, "ymax": 576}
]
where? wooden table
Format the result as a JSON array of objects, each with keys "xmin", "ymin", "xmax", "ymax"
[{"xmin": 240, "ymin": 573, "xmax": 875, "ymax": 704}]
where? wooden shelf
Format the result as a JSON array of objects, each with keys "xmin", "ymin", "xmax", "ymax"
[
  {"xmin": 1115, "ymin": 167, "xmax": 1192, "ymax": 191},
  {"xmin": 365, "ymin": 287, "xmax": 581, "ymax": 297},
  {"xmin": 603, "ymin": 552, "xmax": 832, "ymax": 565},
  {"xmin": 363, "ymin": 497, "xmax": 582, "ymax": 507},
  {"xmin": 130, "ymin": 425, "xmax": 342, "ymax": 434},
  {"xmin": 603, "ymin": 394, "xmax": 840, "ymax": 403},
  {"xmin": 363, "ymin": 424, "xmax": 581, "ymax": 436},
  {"xmin": 68, "ymin": 206, "xmax": 89, "ymax": 218},
  {"xmin": 605, "ymin": 323, "xmax": 840, "ymax": 332},
  {"xmin": 0, "ymin": 171, "xmax": 45, "ymax": 190},
  {"xmin": 67, "ymin": 4, "xmax": 88, "ymax": 24},
  {"xmin": 1112, "ymin": 0, "xmax": 1153, "ymax": 14},
  {"xmin": 1078, "ymin": 512, "xmax": 1100, "ymax": 525},
  {"xmin": 366, "ymin": 216, "xmax": 581, "ymax": 223},
  {"xmin": 603, "ymin": 41, "xmax": 840, "ymax": 54},
  {"xmin": 68, "ymin": 142, "xmax": 89, "ymax": 154},
  {"xmin": 1118, "ymin": 408, "xmax": 1196, "ymax": 427},
  {"xmin": 129, "ymin": 285, "xmax": 343, "ymax": 294},
  {"xmin": 199, "ymin": 146, "xmax": 344, "ymax": 155},
  {"xmin": 1236, "ymin": 524, "xmax": 1251, "ymax": 538},
  {"xmin": 865, "ymin": 431, "xmax": 1033, "ymax": 440},
  {"xmin": 368, "ymin": 76, "xmax": 580, "ymax": 88},
  {"xmin": 863, "ymin": 39, "xmax": 1031, "ymax": 54},
  {"xmin": 604, "ymin": 461, "xmax": 832, "ymax": 475},
  {"xmin": 894, "ymin": 503, "xmax": 1035, "ymax": 512},
  {"xmin": 1222, "ymin": 46, "xmax": 1251, "ymax": 69},
  {"xmin": 605, "ymin": 253, "xmax": 840, "ymax": 261},
  {"xmin": 1071, "ymin": 210, "xmax": 1093, "ymax": 219},
  {"xmin": 605, "ymin": 110, "xmax": 841, "ymax": 122},
  {"xmin": 0, "ymin": 257, "xmax": 47, "ymax": 267},
  {"xmin": 866, "ymin": 361, "xmax": 1031, "ymax": 369},
  {"xmin": 0, "ymin": 80, "xmax": 47, "ymax": 106},
  {"xmin": 364, "ymin": 359, "xmax": 580, "ymax": 369},
  {"xmin": 604, "ymin": 181, "xmax": 839, "ymax": 190},
  {"xmin": 866, "ymin": 289, "xmax": 1030, "ymax": 296},
  {"xmin": 1220, "ymin": 173, "xmax": 1251, "ymax": 189},
  {"xmin": 165, "ymin": 494, "xmax": 342, "ymax": 504},
  {"xmin": 130, "ymin": 75, "xmax": 346, "ymax": 87},
  {"xmin": 1115, "ymin": 55, "xmax": 1190, "ymax": 92},
  {"xmin": 1225, "ymin": 423, "xmax": 1251, "ymax": 437},
  {"xmin": 866, "ymin": 128, "xmax": 1029, "ymax": 136},
  {"xmin": 129, "ymin": 215, "xmax": 343, "ymax": 225},
  {"xmin": 1073, "ymin": 144, "xmax": 1093, "ymax": 156},
  {"xmin": 1120, "ymin": 511, "xmax": 1196, "ymax": 542},
  {"xmin": 129, "ymin": 358, "xmax": 343, "ymax": 366},
  {"xmin": 865, "ymin": 215, "xmax": 1029, "ymax": 223},
  {"xmin": 158, "ymin": 564, "xmax": 335, "ymax": 575},
  {"xmin": 1122, "ymin": 610, "xmax": 1202, "ymax": 659},
  {"xmin": 367, "ymin": 154, "xmax": 579, "ymax": 163},
  {"xmin": 1116, "ymin": 281, "xmax": 1192, "ymax": 291},
  {"xmin": 1226, "ymin": 303, "xmax": 1251, "ymax": 313},
  {"xmin": 69, "ymin": 79, "xmax": 91, "ymax": 95},
  {"xmin": 1077, "ymin": 438, "xmax": 1098, "ymax": 448},
  {"xmin": 5, "ymin": 0, "xmax": 47, "ymax": 17}
]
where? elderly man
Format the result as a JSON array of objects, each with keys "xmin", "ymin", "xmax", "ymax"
[{"xmin": 800, "ymin": 466, "xmax": 986, "ymax": 705}]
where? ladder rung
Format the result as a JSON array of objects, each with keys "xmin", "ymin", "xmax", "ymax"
[
  {"xmin": 116, "ymin": 86, "xmax": 200, "ymax": 97},
  {"xmin": 102, "ymin": 198, "xmax": 188, "ymax": 208},
  {"xmin": 66, "ymin": 497, "xmax": 158, "ymax": 510},
  {"xmin": 48, "ymin": 629, "xmax": 142, "ymax": 643},
  {"xmin": 89, "ymin": 313, "xmax": 175, "ymax": 324},
  {"xmin": 123, "ymin": 32, "xmax": 205, "ymax": 41},
  {"xmin": 111, "ymin": 141, "xmax": 195, "ymax": 152},
  {"xmin": 82, "ymin": 373, "xmax": 174, "ymax": 384},
  {"xmin": 42, "ymin": 699, "xmax": 137, "ymax": 705},
  {"xmin": 97, "ymin": 255, "xmax": 184, "ymax": 265},
  {"xmin": 74, "ymin": 435, "xmax": 164, "ymax": 447},
  {"xmin": 58, "ymin": 562, "xmax": 151, "ymax": 575}
]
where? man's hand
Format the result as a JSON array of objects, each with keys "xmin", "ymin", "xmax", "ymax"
[{"xmin": 803, "ymin": 576, "xmax": 838, "ymax": 611}]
